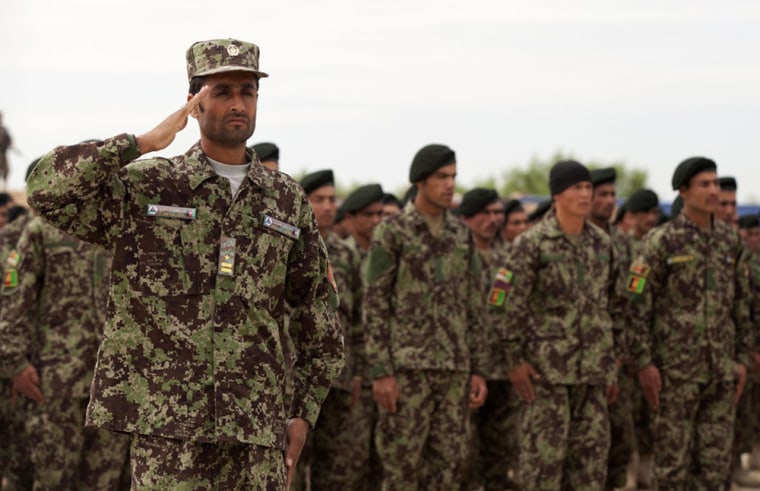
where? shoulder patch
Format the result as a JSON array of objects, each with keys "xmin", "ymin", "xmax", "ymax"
[
  {"xmin": 3, "ymin": 268, "xmax": 18, "ymax": 288},
  {"xmin": 629, "ymin": 262, "xmax": 650, "ymax": 278},
  {"xmin": 488, "ymin": 268, "xmax": 514, "ymax": 306},
  {"xmin": 627, "ymin": 274, "xmax": 646, "ymax": 294},
  {"xmin": 5, "ymin": 250, "xmax": 20, "ymax": 268}
]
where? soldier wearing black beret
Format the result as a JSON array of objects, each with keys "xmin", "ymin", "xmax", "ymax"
[
  {"xmin": 527, "ymin": 199, "xmax": 552, "ymax": 225},
  {"xmin": 381, "ymin": 193, "xmax": 402, "ymax": 219},
  {"xmin": 717, "ymin": 176, "xmax": 739, "ymax": 228},
  {"xmin": 501, "ymin": 199, "xmax": 528, "ymax": 245},
  {"xmin": 624, "ymin": 189, "xmax": 660, "ymax": 249},
  {"xmin": 251, "ymin": 142, "xmax": 279, "ymax": 171},
  {"xmin": 342, "ymin": 184, "xmax": 385, "ymax": 252},
  {"xmin": 299, "ymin": 170, "xmax": 336, "ymax": 234}
]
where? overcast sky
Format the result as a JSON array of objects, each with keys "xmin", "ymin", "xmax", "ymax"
[{"xmin": 2, "ymin": 0, "xmax": 760, "ymax": 203}]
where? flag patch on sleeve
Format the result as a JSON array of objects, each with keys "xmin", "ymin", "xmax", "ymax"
[{"xmin": 488, "ymin": 268, "xmax": 514, "ymax": 306}]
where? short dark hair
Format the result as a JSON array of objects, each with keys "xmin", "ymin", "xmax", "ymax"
[
  {"xmin": 189, "ymin": 76, "xmax": 206, "ymax": 95},
  {"xmin": 0, "ymin": 192, "xmax": 12, "ymax": 207},
  {"xmin": 8, "ymin": 205, "xmax": 28, "ymax": 223}
]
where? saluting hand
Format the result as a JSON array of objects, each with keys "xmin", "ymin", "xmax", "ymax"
[
  {"xmin": 12, "ymin": 363, "xmax": 43, "ymax": 406},
  {"xmin": 508, "ymin": 362, "xmax": 540, "ymax": 404},
  {"xmin": 638, "ymin": 364, "xmax": 661, "ymax": 410},
  {"xmin": 135, "ymin": 86, "xmax": 209, "ymax": 155}
]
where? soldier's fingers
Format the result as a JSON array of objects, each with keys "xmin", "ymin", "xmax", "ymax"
[{"xmin": 184, "ymin": 86, "xmax": 209, "ymax": 115}]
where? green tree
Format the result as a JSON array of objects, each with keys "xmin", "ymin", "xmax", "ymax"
[{"xmin": 472, "ymin": 150, "xmax": 648, "ymax": 199}]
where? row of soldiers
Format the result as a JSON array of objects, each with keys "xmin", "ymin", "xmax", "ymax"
[{"xmin": 0, "ymin": 140, "xmax": 758, "ymax": 490}]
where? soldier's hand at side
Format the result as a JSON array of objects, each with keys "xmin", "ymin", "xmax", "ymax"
[
  {"xmin": 750, "ymin": 352, "xmax": 760, "ymax": 374},
  {"xmin": 372, "ymin": 375, "xmax": 399, "ymax": 413},
  {"xmin": 11, "ymin": 364, "xmax": 43, "ymax": 406},
  {"xmin": 350, "ymin": 376, "xmax": 362, "ymax": 409},
  {"xmin": 638, "ymin": 364, "xmax": 661, "ymax": 410},
  {"xmin": 606, "ymin": 383, "xmax": 620, "ymax": 405},
  {"xmin": 735, "ymin": 363, "xmax": 747, "ymax": 404},
  {"xmin": 284, "ymin": 417, "xmax": 309, "ymax": 490},
  {"xmin": 135, "ymin": 86, "xmax": 209, "ymax": 155},
  {"xmin": 508, "ymin": 362, "xmax": 540, "ymax": 404},
  {"xmin": 469, "ymin": 374, "xmax": 488, "ymax": 408}
]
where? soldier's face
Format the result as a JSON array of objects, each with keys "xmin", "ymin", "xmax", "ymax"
[
  {"xmin": 591, "ymin": 183, "xmax": 616, "ymax": 223},
  {"xmin": 632, "ymin": 208, "xmax": 660, "ymax": 236},
  {"xmin": 464, "ymin": 202, "xmax": 504, "ymax": 243},
  {"xmin": 0, "ymin": 206, "xmax": 8, "ymax": 229},
  {"xmin": 191, "ymin": 71, "xmax": 258, "ymax": 148},
  {"xmin": 381, "ymin": 203, "xmax": 401, "ymax": 219},
  {"xmin": 681, "ymin": 171, "xmax": 719, "ymax": 217},
  {"xmin": 352, "ymin": 202, "xmax": 383, "ymax": 242},
  {"xmin": 502, "ymin": 210, "xmax": 528, "ymax": 242},
  {"xmin": 418, "ymin": 164, "xmax": 457, "ymax": 210},
  {"xmin": 554, "ymin": 181, "xmax": 592, "ymax": 217},
  {"xmin": 308, "ymin": 185, "xmax": 337, "ymax": 232},
  {"xmin": 746, "ymin": 227, "xmax": 760, "ymax": 252},
  {"xmin": 718, "ymin": 190, "xmax": 738, "ymax": 227}
]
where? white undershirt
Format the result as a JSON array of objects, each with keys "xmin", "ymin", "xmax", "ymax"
[{"xmin": 208, "ymin": 158, "xmax": 251, "ymax": 197}]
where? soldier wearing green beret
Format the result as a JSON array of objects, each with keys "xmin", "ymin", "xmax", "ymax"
[
  {"xmin": 717, "ymin": 176, "xmax": 739, "ymax": 228},
  {"xmin": 624, "ymin": 189, "xmax": 660, "ymax": 256},
  {"xmin": 364, "ymin": 144, "xmax": 488, "ymax": 489},
  {"xmin": 24, "ymin": 38, "xmax": 344, "ymax": 489},
  {"xmin": 500, "ymin": 199, "xmax": 529, "ymax": 248},
  {"xmin": 250, "ymin": 142, "xmax": 279, "ymax": 171},
  {"xmin": 458, "ymin": 188, "xmax": 522, "ymax": 490},
  {"xmin": 527, "ymin": 199, "xmax": 552, "ymax": 226},
  {"xmin": 628, "ymin": 157, "xmax": 753, "ymax": 490},
  {"xmin": 381, "ymin": 193, "xmax": 402, "ymax": 219},
  {"xmin": 496, "ymin": 160, "xmax": 623, "ymax": 490}
]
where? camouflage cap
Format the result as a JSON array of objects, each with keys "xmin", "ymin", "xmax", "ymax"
[{"xmin": 186, "ymin": 38, "xmax": 269, "ymax": 81}]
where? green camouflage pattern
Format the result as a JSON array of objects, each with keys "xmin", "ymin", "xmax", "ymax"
[
  {"xmin": 363, "ymin": 201, "xmax": 486, "ymax": 377},
  {"xmin": 130, "ymin": 433, "xmax": 285, "ymax": 490},
  {"xmin": 477, "ymin": 246, "xmax": 511, "ymax": 380},
  {"xmin": 627, "ymin": 213, "xmax": 753, "ymax": 380},
  {"xmin": 0, "ymin": 216, "xmax": 110, "ymax": 396},
  {"xmin": 518, "ymin": 383, "xmax": 610, "ymax": 490},
  {"xmin": 186, "ymin": 38, "xmax": 268, "ymax": 80},
  {"xmin": 24, "ymin": 397, "xmax": 129, "ymax": 490},
  {"xmin": 25, "ymin": 134, "xmax": 344, "ymax": 447},
  {"xmin": 495, "ymin": 211, "xmax": 621, "ymax": 385}
]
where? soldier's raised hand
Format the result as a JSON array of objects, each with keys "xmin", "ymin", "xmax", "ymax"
[{"xmin": 135, "ymin": 86, "xmax": 209, "ymax": 155}]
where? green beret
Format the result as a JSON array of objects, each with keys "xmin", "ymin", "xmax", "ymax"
[
  {"xmin": 503, "ymin": 199, "xmax": 524, "ymax": 217},
  {"xmin": 739, "ymin": 214, "xmax": 759, "ymax": 230},
  {"xmin": 625, "ymin": 189, "xmax": 659, "ymax": 213},
  {"xmin": 342, "ymin": 184, "xmax": 384, "ymax": 213},
  {"xmin": 401, "ymin": 186, "xmax": 418, "ymax": 206},
  {"xmin": 382, "ymin": 193, "xmax": 401, "ymax": 207},
  {"xmin": 334, "ymin": 207, "xmax": 346, "ymax": 225},
  {"xmin": 718, "ymin": 176, "xmax": 737, "ymax": 191},
  {"xmin": 299, "ymin": 169, "xmax": 334, "ymax": 195},
  {"xmin": 590, "ymin": 167, "xmax": 617, "ymax": 187},
  {"xmin": 252, "ymin": 142, "xmax": 279, "ymax": 162},
  {"xmin": 456, "ymin": 188, "xmax": 499, "ymax": 217},
  {"xmin": 671, "ymin": 157, "xmax": 717, "ymax": 190},
  {"xmin": 614, "ymin": 204, "xmax": 627, "ymax": 224},
  {"xmin": 670, "ymin": 196, "xmax": 683, "ymax": 219},
  {"xmin": 409, "ymin": 144, "xmax": 456, "ymax": 183},
  {"xmin": 528, "ymin": 199, "xmax": 552, "ymax": 222}
]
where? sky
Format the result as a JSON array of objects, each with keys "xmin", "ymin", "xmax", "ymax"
[{"xmin": 2, "ymin": 0, "xmax": 760, "ymax": 203}]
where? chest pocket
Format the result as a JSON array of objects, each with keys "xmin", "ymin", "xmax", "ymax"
[{"xmin": 137, "ymin": 217, "xmax": 209, "ymax": 296}]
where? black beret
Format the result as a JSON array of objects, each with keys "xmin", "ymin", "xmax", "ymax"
[
  {"xmin": 409, "ymin": 144, "xmax": 456, "ymax": 183},
  {"xmin": 670, "ymin": 196, "xmax": 683, "ymax": 219},
  {"xmin": 457, "ymin": 188, "xmax": 499, "ymax": 217},
  {"xmin": 718, "ymin": 176, "xmax": 737, "ymax": 191},
  {"xmin": 382, "ymin": 193, "xmax": 401, "ymax": 207},
  {"xmin": 739, "ymin": 214, "xmax": 760, "ymax": 230},
  {"xmin": 334, "ymin": 207, "xmax": 346, "ymax": 224},
  {"xmin": 252, "ymin": 142, "xmax": 279, "ymax": 162},
  {"xmin": 549, "ymin": 160, "xmax": 591, "ymax": 196},
  {"xmin": 528, "ymin": 199, "xmax": 552, "ymax": 222},
  {"xmin": 671, "ymin": 157, "xmax": 717, "ymax": 190},
  {"xmin": 342, "ymin": 184, "xmax": 384, "ymax": 213},
  {"xmin": 7, "ymin": 205, "xmax": 28, "ymax": 223},
  {"xmin": 625, "ymin": 189, "xmax": 659, "ymax": 213},
  {"xmin": 401, "ymin": 186, "xmax": 418, "ymax": 207},
  {"xmin": 590, "ymin": 167, "xmax": 617, "ymax": 187},
  {"xmin": 503, "ymin": 199, "xmax": 524, "ymax": 217},
  {"xmin": 299, "ymin": 169, "xmax": 334, "ymax": 195}
]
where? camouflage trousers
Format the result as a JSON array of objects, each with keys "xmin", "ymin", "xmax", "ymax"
[
  {"xmin": 25, "ymin": 396, "xmax": 129, "ymax": 490},
  {"xmin": 652, "ymin": 375, "xmax": 735, "ymax": 491},
  {"xmin": 309, "ymin": 386, "xmax": 373, "ymax": 490},
  {"xmin": 518, "ymin": 383, "xmax": 610, "ymax": 491},
  {"xmin": 606, "ymin": 372, "xmax": 635, "ymax": 489},
  {"xmin": 733, "ymin": 376, "xmax": 755, "ymax": 465},
  {"xmin": 375, "ymin": 369, "xmax": 470, "ymax": 491},
  {"xmin": 0, "ymin": 379, "xmax": 33, "ymax": 489},
  {"xmin": 466, "ymin": 379, "xmax": 522, "ymax": 490},
  {"xmin": 633, "ymin": 380, "xmax": 654, "ymax": 456},
  {"xmin": 129, "ymin": 433, "xmax": 286, "ymax": 490}
]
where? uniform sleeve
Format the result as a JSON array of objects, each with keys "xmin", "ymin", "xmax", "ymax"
[
  {"xmin": 285, "ymin": 204, "xmax": 345, "ymax": 426},
  {"xmin": 734, "ymin": 246, "xmax": 754, "ymax": 368},
  {"xmin": 496, "ymin": 235, "xmax": 539, "ymax": 372},
  {"xmin": 0, "ymin": 222, "xmax": 44, "ymax": 378},
  {"xmin": 626, "ymin": 235, "xmax": 663, "ymax": 370},
  {"xmin": 362, "ymin": 220, "xmax": 399, "ymax": 379},
  {"xmin": 608, "ymin": 239, "xmax": 631, "ymax": 361},
  {"xmin": 466, "ymin": 246, "xmax": 488, "ymax": 375},
  {"xmin": 25, "ymin": 134, "xmax": 139, "ymax": 249}
]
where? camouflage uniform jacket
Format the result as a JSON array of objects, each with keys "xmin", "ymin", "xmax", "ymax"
[
  {"xmin": 493, "ymin": 211, "xmax": 620, "ymax": 386},
  {"xmin": 478, "ymin": 246, "xmax": 511, "ymax": 380},
  {"xmin": 627, "ymin": 213, "xmax": 753, "ymax": 382},
  {"xmin": 363, "ymin": 202, "xmax": 486, "ymax": 378},
  {"xmin": 607, "ymin": 224, "xmax": 634, "ymax": 357},
  {"xmin": 0, "ymin": 217, "xmax": 110, "ymax": 398},
  {"xmin": 324, "ymin": 233, "xmax": 363, "ymax": 391},
  {"xmin": 25, "ymin": 134, "xmax": 344, "ymax": 447}
]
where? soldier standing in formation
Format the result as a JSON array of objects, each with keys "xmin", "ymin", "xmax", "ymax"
[
  {"xmin": 497, "ymin": 160, "xmax": 623, "ymax": 490},
  {"xmin": 24, "ymin": 38, "xmax": 344, "ymax": 488},
  {"xmin": 363, "ymin": 144, "xmax": 487, "ymax": 489},
  {"xmin": 628, "ymin": 157, "xmax": 753, "ymax": 489}
]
